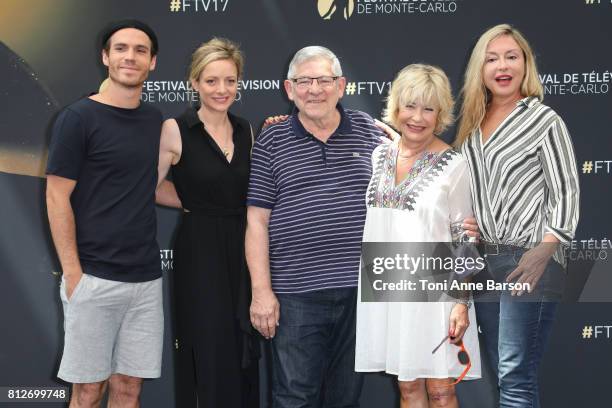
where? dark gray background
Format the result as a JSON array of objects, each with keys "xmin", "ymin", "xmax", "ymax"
[{"xmin": 1, "ymin": 1, "xmax": 611, "ymax": 406}]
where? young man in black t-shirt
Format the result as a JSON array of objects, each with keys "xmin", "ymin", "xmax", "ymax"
[{"xmin": 46, "ymin": 20, "xmax": 163, "ymax": 407}]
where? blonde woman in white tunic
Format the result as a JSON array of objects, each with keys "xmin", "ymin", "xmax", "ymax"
[{"xmin": 355, "ymin": 64, "xmax": 481, "ymax": 408}]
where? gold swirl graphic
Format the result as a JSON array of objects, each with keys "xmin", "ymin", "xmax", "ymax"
[{"xmin": 317, "ymin": 0, "xmax": 355, "ymax": 20}]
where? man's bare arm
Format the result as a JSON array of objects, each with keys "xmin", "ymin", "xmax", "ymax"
[
  {"xmin": 46, "ymin": 174, "xmax": 83, "ymax": 298},
  {"xmin": 245, "ymin": 206, "xmax": 279, "ymax": 339}
]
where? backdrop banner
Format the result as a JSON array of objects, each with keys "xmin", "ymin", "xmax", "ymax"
[{"xmin": 1, "ymin": 1, "xmax": 610, "ymax": 406}]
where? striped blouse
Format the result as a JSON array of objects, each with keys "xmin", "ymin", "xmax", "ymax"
[{"xmin": 461, "ymin": 97, "xmax": 580, "ymax": 265}]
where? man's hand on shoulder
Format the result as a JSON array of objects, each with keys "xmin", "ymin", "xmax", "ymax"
[
  {"xmin": 374, "ymin": 119, "xmax": 400, "ymax": 143},
  {"xmin": 262, "ymin": 115, "xmax": 289, "ymax": 129}
]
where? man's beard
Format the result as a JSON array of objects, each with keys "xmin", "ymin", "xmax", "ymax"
[{"xmin": 110, "ymin": 73, "xmax": 147, "ymax": 90}]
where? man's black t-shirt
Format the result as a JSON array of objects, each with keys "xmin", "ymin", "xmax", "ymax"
[{"xmin": 46, "ymin": 97, "xmax": 162, "ymax": 282}]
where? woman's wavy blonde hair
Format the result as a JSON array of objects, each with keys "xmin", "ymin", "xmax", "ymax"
[
  {"xmin": 188, "ymin": 37, "xmax": 244, "ymax": 83},
  {"xmin": 454, "ymin": 24, "xmax": 543, "ymax": 146},
  {"xmin": 383, "ymin": 63, "xmax": 454, "ymax": 136}
]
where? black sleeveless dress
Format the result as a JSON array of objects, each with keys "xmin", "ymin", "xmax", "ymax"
[{"xmin": 171, "ymin": 107, "xmax": 259, "ymax": 407}]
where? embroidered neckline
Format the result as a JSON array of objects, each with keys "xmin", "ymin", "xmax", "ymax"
[
  {"xmin": 367, "ymin": 144, "xmax": 457, "ymax": 211},
  {"xmin": 393, "ymin": 150, "xmax": 440, "ymax": 189}
]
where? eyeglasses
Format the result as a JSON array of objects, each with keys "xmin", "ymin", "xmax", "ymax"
[
  {"xmin": 431, "ymin": 335, "xmax": 472, "ymax": 386},
  {"xmin": 290, "ymin": 76, "xmax": 339, "ymax": 90}
]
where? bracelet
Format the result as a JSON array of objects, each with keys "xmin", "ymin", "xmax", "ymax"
[{"xmin": 455, "ymin": 299, "xmax": 473, "ymax": 310}]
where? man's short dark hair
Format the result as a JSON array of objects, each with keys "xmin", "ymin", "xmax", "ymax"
[{"xmin": 100, "ymin": 19, "xmax": 159, "ymax": 56}]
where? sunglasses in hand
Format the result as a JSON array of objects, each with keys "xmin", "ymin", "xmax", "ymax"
[{"xmin": 431, "ymin": 334, "xmax": 471, "ymax": 385}]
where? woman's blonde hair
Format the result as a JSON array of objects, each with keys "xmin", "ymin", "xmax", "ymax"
[
  {"xmin": 99, "ymin": 77, "xmax": 110, "ymax": 93},
  {"xmin": 188, "ymin": 37, "xmax": 244, "ymax": 83},
  {"xmin": 454, "ymin": 24, "xmax": 543, "ymax": 146},
  {"xmin": 383, "ymin": 63, "xmax": 454, "ymax": 135}
]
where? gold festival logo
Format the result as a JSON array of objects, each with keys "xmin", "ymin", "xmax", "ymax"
[{"xmin": 318, "ymin": 0, "xmax": 355, "ymax": 20}]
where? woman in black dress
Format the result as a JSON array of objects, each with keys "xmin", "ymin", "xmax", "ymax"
[{"xmin": 156, "ymin": 38, "xmax": 259, "ymax": 407}]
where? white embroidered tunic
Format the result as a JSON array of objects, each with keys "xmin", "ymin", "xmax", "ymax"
[{"xmin": 355, "ymin": 142, "xmax": 482, "ymax": 381}]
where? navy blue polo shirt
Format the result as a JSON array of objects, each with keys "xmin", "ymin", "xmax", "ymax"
[{"xmin": 247, "ymin": 105, "xmax": 384, "ymax": 293}]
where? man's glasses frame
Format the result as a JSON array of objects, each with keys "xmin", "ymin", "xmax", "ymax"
[{"xmin": 290, "ymin": 76, "xmax": 339, "ymax": 89}]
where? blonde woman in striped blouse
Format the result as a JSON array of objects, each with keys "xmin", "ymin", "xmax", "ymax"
[{"xmin": 455, "ymin": 24, "xmax": 580, "ymax": 408}]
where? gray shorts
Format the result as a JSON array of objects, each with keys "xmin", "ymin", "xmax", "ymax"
[{"xmin": 58, "ymin": 274, "xmax": 164, "ymax": 383}]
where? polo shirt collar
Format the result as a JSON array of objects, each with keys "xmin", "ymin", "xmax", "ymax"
[{"xmin": 290, "ymin": 103, "xmax": 352, "ymax": 139}]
